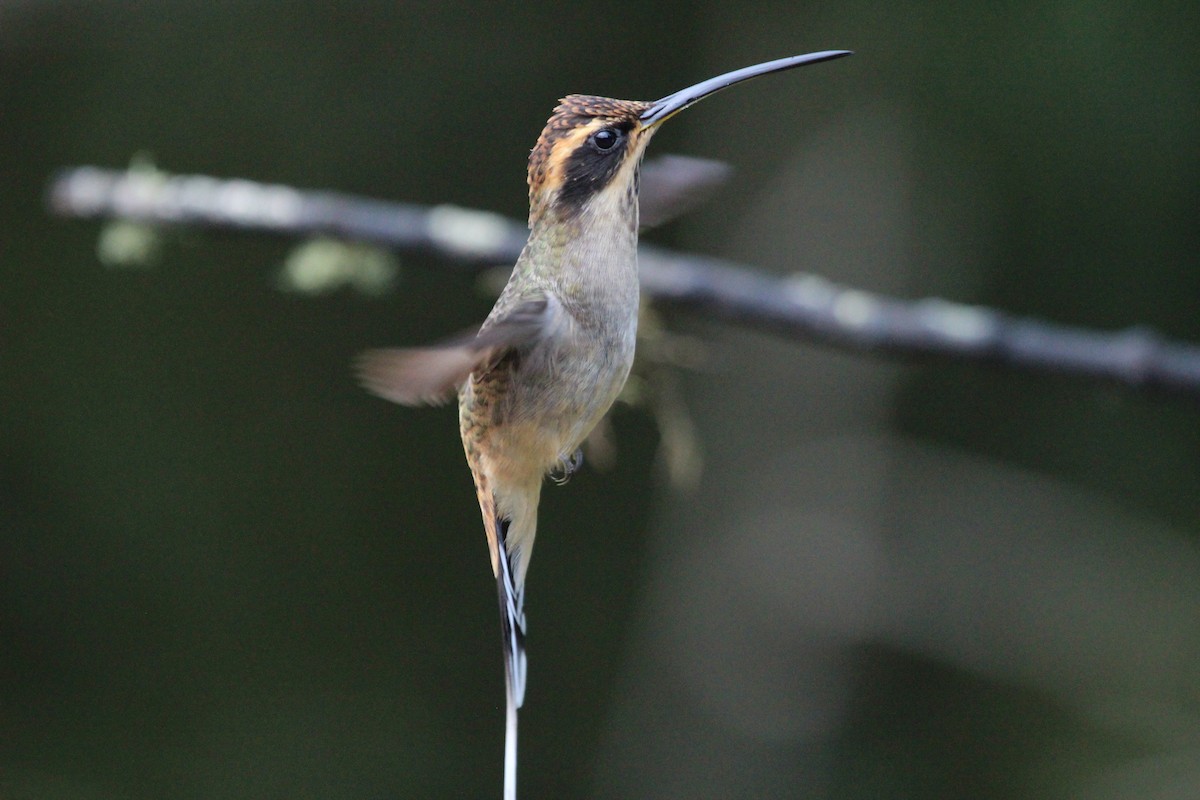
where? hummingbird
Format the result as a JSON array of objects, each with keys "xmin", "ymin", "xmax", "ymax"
[{"xmin": 357, "ymin": 50, "xmax": 851, "ymax": 799}]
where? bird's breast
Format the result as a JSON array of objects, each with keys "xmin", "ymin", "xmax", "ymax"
[
  {"xmin": 464, "ymin": 204, "xmax": 641, "ymax": 481},
  {"xmin": 463, "ymin": 303, "xmax": 636, "ymax": 485}
]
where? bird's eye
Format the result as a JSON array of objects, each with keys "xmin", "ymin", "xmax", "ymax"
[{"xmin": 591, "ymin": 128, "xmax": 620, "ymax": 151}]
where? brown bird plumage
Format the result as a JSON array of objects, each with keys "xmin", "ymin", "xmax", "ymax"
[{"xmin": 356, "ymin": 51, "xmax": 852, "ymax": 800}]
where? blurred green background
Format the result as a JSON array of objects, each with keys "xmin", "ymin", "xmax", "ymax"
[{"xmin": 2, "ymin": 2, "xmax": 1199, "ymax": 798}]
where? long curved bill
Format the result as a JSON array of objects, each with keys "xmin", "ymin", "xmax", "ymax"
[{"xmin": 640, "ymin": 50, "xmax": 853, "ymax": 128}]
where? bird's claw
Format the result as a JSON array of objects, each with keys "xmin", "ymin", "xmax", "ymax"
[{"xmin": 550, "ymin": 448, "xmax": 584, "ymax": 485}]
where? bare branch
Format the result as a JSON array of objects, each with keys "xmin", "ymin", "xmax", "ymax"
[{"xmin": 46, "ymin": 165, "xmax": 1200, "ymax": 400}]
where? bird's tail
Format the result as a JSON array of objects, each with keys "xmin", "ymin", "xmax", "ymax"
[
  {"xmin": 496, "ymin": 514, "xmax": 526, "ymax": 800},
  {"xmin": 495, "ymin": 515, "xmax": 528, "ymax": 709},
  {"xmin": 473, "ymin": 472, "xmax": 538, "ymax": 799},
  {"xmin": 503, "ymin": 686, "xmax": 518, "ymax": 800}
]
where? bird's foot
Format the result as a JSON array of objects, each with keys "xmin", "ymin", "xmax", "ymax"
[{"xmin": 550, "ymin": 448, "xmax": 584, "ymax": 485}]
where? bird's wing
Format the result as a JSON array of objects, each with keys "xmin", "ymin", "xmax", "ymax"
[
  {"xmin": 355, "ymin": 298, "xmax": 550, "ymax": 406},
  {"xmin": 638, "ymin": 154, "xmax": 732, "ymax": 230}
]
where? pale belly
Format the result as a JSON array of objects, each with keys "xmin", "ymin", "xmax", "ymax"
[{"xmin": 463, "ymin": 324, "xmax": 635, "ymax": 486}]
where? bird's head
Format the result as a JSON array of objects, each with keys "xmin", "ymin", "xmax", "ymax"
[{"xmin": 525, "ymin": 50, "xmax": 852, "ymax": 227}]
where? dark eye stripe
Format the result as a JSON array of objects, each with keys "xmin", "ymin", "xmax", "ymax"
[{"xmin": 558, "ymin": 123, "xmax": 634, "ymax": 211}]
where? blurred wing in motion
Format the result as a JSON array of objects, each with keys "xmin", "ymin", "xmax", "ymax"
[
  {"xmin": 356, "ymin": 297, "xmax": 550, "ymax": 406},
  {"xmin": 638, "ymin": 155, "xmax": 733, "ymax": 230}
]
